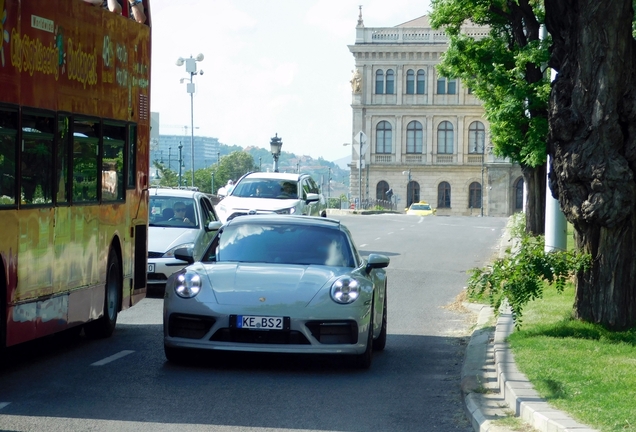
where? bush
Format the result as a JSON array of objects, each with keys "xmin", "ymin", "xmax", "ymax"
[{"xmin": 467, "ymin": 215, "xmax": 590, "ymax": 327}]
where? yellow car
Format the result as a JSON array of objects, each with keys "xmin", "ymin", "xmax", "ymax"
[{"xmin": 406, "ymin": 201, "xmax": 435, "ymax": 216}]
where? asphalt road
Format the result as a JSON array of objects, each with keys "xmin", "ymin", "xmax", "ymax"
[{"xmin": 0, "ymin": 214, "xmax": 508, "ymax": 432}]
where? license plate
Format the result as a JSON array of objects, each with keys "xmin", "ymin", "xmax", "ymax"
[
  {"xmin": 147, "ymin": 263, "xmax": 155, "ymax": 273},
  {"xmin": 232, "ymin": 315, "xmax": 289, "ymax": 330}
]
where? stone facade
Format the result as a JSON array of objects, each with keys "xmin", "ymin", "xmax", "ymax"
[{"xmin": 348, "ymin": 13, "xmax": 523, "ymax": 217}]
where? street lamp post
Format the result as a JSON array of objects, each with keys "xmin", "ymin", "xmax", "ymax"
[
  {"xmin": 178, "ymin": 142, "xmax": 184, "ymax": 187},
  {"xmin": 259, "ymin": 157, "xmax": 262, "ymax": 172},
  {"xmin": 270, "ymin": 133, "xmax": 283, "ymax": 172},
  {"xmin": 402, "ymin": 169, "xmax": 412, "ymax": 206},
  {"xmin": 176, "ymin": 53, "xmax": 204, "ymax": 189}
]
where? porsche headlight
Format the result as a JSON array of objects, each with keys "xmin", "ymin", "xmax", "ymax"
[
  {"xmin": 330, "ymin": 276, "xmax": 360, "ymax": 304},
  {"xmin": 163, "ymin": 243, "xmax": 194, "ymax": 258},
  {"xmin": 175, "ymin": 271, "xmax": 202, "ymax": 298},
  {"xmin": 274, "ymin": 207, "xmax": 296, "ymax": 215}
]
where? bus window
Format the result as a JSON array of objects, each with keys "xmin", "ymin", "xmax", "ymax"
[
  {"xmin": 102, "ymin": 122, "xmax": 126, "ymax": 201},
  {"xmin": 21, "ymin": 112, "xmax": 55, "ymax": 206},
  {"xmin": 0, "ymin": 109, "xmax": 18, "ymax": 207},
  {"xmin": 56, "ymin": 115, "xmax": 71, "ymax": 205},
  {"xmin": 127, "ymin": 124, "xmax": 137, "ymax": 189},
  {"xmin": 73, "ymin": 118, "xmax": 100, "ymax": 203}
]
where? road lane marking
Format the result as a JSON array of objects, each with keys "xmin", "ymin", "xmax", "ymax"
[
  {"xmin": 0, "ymin": 402, "xmax": 10, "ymax": 410},
  {"xmin": 91, "ymin": 350, "xmax": 135, "ymax": 366},
  {"xmin": 359, "ymin": 244, "xmax": 367, "ymax": 247},
  {"xmin": 375, "ymin": 237, "xmax": 381, "ymax": 240}
]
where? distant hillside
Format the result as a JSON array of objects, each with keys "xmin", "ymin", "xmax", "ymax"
[{"xmin": 333, "ymin": 155, "xmax": 352, "ymax": 170}]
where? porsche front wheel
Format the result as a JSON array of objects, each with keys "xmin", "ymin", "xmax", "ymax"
[{"xmin": 353, "ymin": 306, "xmax": 374, "ymax": 369}]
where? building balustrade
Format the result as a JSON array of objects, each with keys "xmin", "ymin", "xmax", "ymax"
[
  {"xmin": 435, "ymin": 154, "xmax": 455, "ymax": 164},
  {"xmin": 358, "ymin": 27, "xmax": 487, "ymax": 44},
  {"xmin": 466, "ymin": 154, "xmax": 483, "ymax": 164},
  {"xmin": 403, "ymin": 154, "xmax": 424, "ymax": 164},
  {"xmin": 373, "ymin": 154, "xmax": 393, "ymax": 163}
]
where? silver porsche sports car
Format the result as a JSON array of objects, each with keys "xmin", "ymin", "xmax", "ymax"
[{"xmin": 163, "ymin": 215, "xmax": 390, "ymax": 369}]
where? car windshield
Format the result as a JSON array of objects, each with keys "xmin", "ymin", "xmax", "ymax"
[
  {"xmin": 411, "ymin": 204, "xmax": 431, "ymax": 210},
  {"xmin": 232, "ymin": 178, "xmax": 298, "ymax": 199},
  {"xmin": 207, "ymin": 222, "xmax": 355, "ymax": 267},
  {"xmin": 149, "ymin": 196, "xmax": 198, "ymax": 228}
]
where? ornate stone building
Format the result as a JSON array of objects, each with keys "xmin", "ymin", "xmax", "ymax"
[{"xmin": 348, "ymin": 12, "xmax": 524, "ymax": 216}]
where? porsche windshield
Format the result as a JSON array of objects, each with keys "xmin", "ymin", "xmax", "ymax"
[{"xmin": 212, "ymin": 223, "xmax": 355, "ymax": 267}]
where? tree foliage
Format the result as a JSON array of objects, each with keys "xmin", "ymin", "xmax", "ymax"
[
  {"xmin": 468, "ymin": 215, "xmax": 590, "ymax": 327},
  {"xmin": 153, "ymin": 150, "xmax": 257, "ymax": 194}
]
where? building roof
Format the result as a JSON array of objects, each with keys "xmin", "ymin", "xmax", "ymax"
[{"xmin": 396, "ymin": 15, "xmax": 430, "ymax": 28}]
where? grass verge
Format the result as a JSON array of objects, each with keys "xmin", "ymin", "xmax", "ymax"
[{"xmin": 507, "ymin": 284, "xmax": 636, "ymax": 432}]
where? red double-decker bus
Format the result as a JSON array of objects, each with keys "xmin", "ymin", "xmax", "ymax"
[{"xmin": 0, "ymin": 0, "xmax": 151, "ymax": 350}]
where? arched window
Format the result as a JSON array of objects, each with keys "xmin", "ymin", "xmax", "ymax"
[
  {"xmin": 468, "ymin": 121, "xmax": 485, "ymax": 153},
  {"xmin": 416, "ymin": 69, "xmax": 426, "ymax": 94},
  {"xmin": 376, "ymin": 181, "xmax": 390, "ymax": 200},
  {"xmin": 386, "ymin": 69, "xmax": 395, "ymax": 94},
  {"xmin": 438, "ymin": 182, "xmax": 451, "ymax": 208},
  {"xmin": 375, "ymin": 70, "xmax": 384, "ymax": 94},
  {"xmin": 437, "ymin": 121, "xmax": 453, "ymax": 154},
  {"xmin": 448, "ymin": 78, "xmax": 457, "ymax": 94},
  {"xmin": 469, "ymin": 182, "xmax": 482, "ymax": 208},
  {"xmin": 406, "ymin": 69, "xmax": 415, "ymax": 94},
  {"xmin": 406, "ymin": 121, "xmax": 423, "ymax": 154},
  {"xmin": 407, "ymin": 181, "xmax": 420, "ymax": 207},
  {"xmin": 437, "ymin": 76, "xmax": 457, "ymax": 94},
  {"xmin": 376, "ymin": 121, "xmax": 392, "ymax": 154},
  {"xmin": 515, "ymin": 177, "xmax": 524, "ymax": 211},
  {"xmin": 437, "ymin": 77, "xmax": 446, "ymax": 94}
]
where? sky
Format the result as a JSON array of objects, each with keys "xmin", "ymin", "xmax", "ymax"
[{"xmin": 150, "ymin": 0, "xmax": 432, "ymax": 163}]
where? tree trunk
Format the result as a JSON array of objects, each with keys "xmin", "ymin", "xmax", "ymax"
[
  {"xmin": 522, "ymin": 164, "xmax": 546, "ymax": 236},
  {"xmin": 545, "ymin": 0, "xmax": 636, "ymax": 329}
]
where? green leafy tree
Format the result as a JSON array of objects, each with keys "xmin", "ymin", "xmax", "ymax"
[
  {"xmin": 545, "ymin": 0, "xmax": 636, "ymax": 329},
  {"xmin": 430, "ymin": 0, "xmax": 550, "ymax": 235},
  {"xmin": 190, "ymin": 150, "xmax": 258, "ymax": 194},
  {"xmin": 153, "ymin": 161, "xmax": 179, "ymax": 188}
]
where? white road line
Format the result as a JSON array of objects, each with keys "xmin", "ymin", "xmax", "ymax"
[
  {"xmin": 359, "ymin": 244, "xmax": 367, "ymax": 247},
  {"xmin": 375, "ymin": 237, "xmax": 381, "ymax": 240},
  {"xmin": 0, "ymin": 402, "xmax": 11, "ymax": 410},
  {"xmin": 388, "ymin": 232, "xmax": 394, "ymax": 235},
  {"xmin": 91, "ymin": 350, "xmax": 135, "ymax": 366}
]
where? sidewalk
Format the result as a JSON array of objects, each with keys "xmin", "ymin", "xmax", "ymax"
[{"xmin": 460, "ymin": 217, "xmax": 599, "ymax": 432}]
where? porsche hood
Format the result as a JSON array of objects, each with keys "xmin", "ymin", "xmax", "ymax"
[{"xmin": 198, "ymin": 263, "xmax": 346, "ymax": 306}]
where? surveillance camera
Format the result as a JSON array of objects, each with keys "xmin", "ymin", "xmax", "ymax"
[{"xmin": 199, "ymin": 70, "xmax": 204, "ymax": 75}]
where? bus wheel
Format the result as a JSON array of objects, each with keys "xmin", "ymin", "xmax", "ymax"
[{"xmin": 85, "ymin": 249, "xmax": 121, "ymax": 339}]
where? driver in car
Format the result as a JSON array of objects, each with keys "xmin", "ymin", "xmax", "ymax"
[{"xmin": 171, "ymin": 201, "xmax": 194, "ymax": 225}]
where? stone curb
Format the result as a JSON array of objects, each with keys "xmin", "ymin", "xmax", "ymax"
[{"xmin": 463, "ymin": 306, "xmax": 600, "ymax": 432}]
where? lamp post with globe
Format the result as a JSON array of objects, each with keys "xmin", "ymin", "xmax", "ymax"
[{"xmin": 270, "ymin": 134, "xmax": 283, "ymax": 173}]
